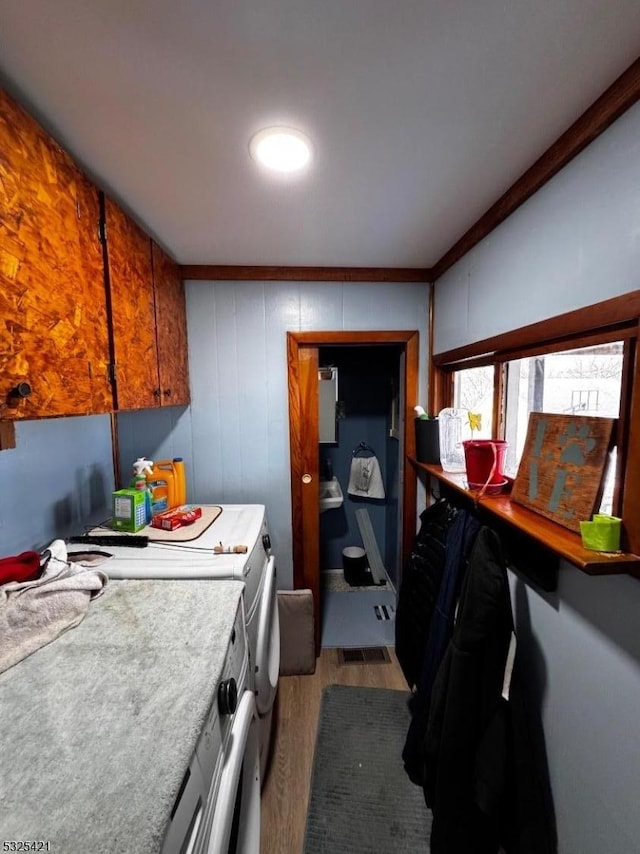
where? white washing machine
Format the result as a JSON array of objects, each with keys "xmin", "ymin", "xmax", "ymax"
[
  {"xmin": 69, "ymin": 504, "xmax": 279, "ymax": 773},
  {"xmin": 0, "ymin": 569, "xmax": 259, "ymax": 854},
  {"xmin": 161, "ymin": 590, "xmax": 261, "ymax": 854}
]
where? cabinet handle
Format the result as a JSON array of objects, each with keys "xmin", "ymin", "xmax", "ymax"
[
  {"xmin": 6, "ymin": 382, "xmax": 32, "ymax": 410},
  {"xmin": 153, "ymin": 388, "xmax": 161, "ymax": 398},
  {"xmin": 163, "ymin": 389, "xmax": 172, "ymax": 397},
  {"xmin": 9, "ymin": 382, "xmax": 32, "ymax": 399}
]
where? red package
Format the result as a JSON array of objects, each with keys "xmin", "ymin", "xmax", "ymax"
[{"xmin": 150, "ymin": 506, "xmax": 202, "ymax": 531}]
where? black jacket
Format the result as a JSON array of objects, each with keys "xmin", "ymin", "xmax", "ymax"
[
  {"xmin": 423, "ymin": 526, "xmax": 556, "ymax": 854},
  {"xmin": 395, "ymin": 499, "xmax": 455, "ymax": 690},
  {"xmin": 402, "ymin": 508, "xmax": 480, "ymax": 786}
]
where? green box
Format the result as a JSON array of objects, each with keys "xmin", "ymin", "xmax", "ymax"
[
  {"xmin": 112, "ymin": 488, "xmax": 147, "ymax": 532},
  {"xmin": 579, "ymin": 513, "xmax": 622, "ymax": 553}
]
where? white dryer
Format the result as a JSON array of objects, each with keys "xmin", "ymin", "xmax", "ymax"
[
  {"xmin": 69, "ymin": 504, "xmax": 279, "ymax": 772},
  {"xmin": 161, "ymin": 590, "xmax": 261, "ymax": 854}
]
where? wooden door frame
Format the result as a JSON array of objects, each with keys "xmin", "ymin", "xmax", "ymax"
[{"xmin": 287, "ymin": 330, "xmax": 419, "ymax": 653}]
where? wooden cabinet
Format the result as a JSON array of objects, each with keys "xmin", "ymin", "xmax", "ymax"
[
  {"xmin": 102, "ymin": 195, "xmax": 159, "ymax": 410},
  {"xmin": 152, "ymin": 240, "xmax": 190, "ymax": 406},
  {"xmin": 0, "ymin": 89, "xmax": 111, "ymax": 419},
  {"xmin": 103, "ymin": 196, "xmax": 190, "ymax": 410},
  {"xmin": 0, "ymin": 89, "xmax": 189, "ymax": 423}
]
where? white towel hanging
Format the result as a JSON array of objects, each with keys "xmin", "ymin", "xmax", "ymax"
[{"xmin": 347, "ymin": 455, "xmax": 386, "ymax": 499}]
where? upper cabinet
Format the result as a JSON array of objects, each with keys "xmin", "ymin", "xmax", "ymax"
[
  {"xmin": 102, "ymin": 195, "xmax": 160, "ymax": 410},
  {"xmin": 102, "ymin": 195, "xmax": 190, "ymax": 411},
  {"xmin": 0, "ymin": 90, "xmax": 111, "ymax": 419},
  {"xmin": 0, "ymin": 87, "xmax": 190, "ymax": 424},
  {"xmin": 152, "ymin": 240, "xmax": 190, "ymax": 406}
]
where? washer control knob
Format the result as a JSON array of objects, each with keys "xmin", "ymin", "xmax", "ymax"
[{"xmin": 218, "ymin": 678, "xmax": 238, "ymax": 716}]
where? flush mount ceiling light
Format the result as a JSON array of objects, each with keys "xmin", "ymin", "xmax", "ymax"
[{"xmin": 249, "ymin": 126, "xmax": 312, "ymax": 173}]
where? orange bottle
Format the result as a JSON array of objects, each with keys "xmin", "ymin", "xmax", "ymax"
[
  {"xmin": 172, "ymin": 457, "xmax": 187, "ymax": 506},
  {"xmin": 147, "ymin": 462, "xmax": 176, "ymax": 514}
]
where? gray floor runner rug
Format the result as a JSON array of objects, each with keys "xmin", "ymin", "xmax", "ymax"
[{"xmin": 303, "ymin": 684, "xmax": 432, "ymax": 853}]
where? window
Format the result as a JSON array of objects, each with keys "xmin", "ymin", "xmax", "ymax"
[
  {"xmin": 431, "ymin": 292, "xmax": 640, "ymax": 557},
  {"xmin": 454, "ymin": 344, "xmax": 623, "ymax": 513},
  {"xmin": 502, "ymin": 343, "xmax": 623, "ymax": 481},
  {"xmin": 453, "ymin": 365, "xmax": 494, "ymax": 438}
]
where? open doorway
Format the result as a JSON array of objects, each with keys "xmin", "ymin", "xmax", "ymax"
[
  {"xmin": 318, "ymin": 344, "xmax": 401, "ymax": 648},
  {"xmin": 287, "ymin": 330, "xmax": 419, "ymax": 653}
]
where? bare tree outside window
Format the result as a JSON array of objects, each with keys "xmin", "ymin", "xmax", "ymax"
[
  {"xmin": 454, "ymin": 342, "xmax": 623, "ymax": 514},
  {"xmin": 453, "ymin": 365, "xmax": 493, "ymax": 437}
]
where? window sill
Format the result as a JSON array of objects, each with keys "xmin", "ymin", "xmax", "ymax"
[{"xmin": 410, "ymin": 459, "xmax": 640, "ymax": 577}]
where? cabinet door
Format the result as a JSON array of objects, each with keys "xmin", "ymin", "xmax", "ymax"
[
  {"xmin": 104, "ymin": 196, "xmax": 160, "ymax": 410},
  {"xmin": 0, "ymin": 89, "xmax": 111, "ymax": 419},
  {"xmin": 152, "ymin": 241, "xmax": 190, "ymax": 406}
]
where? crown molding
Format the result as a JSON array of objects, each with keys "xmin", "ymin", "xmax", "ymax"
[{"xmin": 180, "ymin": 265, "xmax": 431, "ymax": 282}]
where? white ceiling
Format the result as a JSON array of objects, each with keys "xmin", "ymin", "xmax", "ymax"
[{"xmin": 1, "ymin": 1, "xmax": 640, "ymax": 269}]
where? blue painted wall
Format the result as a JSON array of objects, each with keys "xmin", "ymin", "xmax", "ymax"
[
  {"xmin": 60, "ymin": 281, "xmax": 429, "ymax": 589},
  {"xmin": 434, "ymin": 101, "xmax": 640, "ymax": 854},
  {"xmin": 0, "ymin": 415, "xmax": 114, "ymax": 554},
  {"xmin": 1, "ymin": 96, "xmax": 637, "ymax": 854},
  {"xmin": 116, "ymin": 405, "xmax": 193, "ymax": 491},
  {"xmin": 183, "ymin": 279, "xmax": 429, "ymax": 590}
]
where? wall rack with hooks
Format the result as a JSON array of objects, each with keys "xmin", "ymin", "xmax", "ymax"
[
  {"xmin": 410, "ymin": 459, "xmax": 640, "ymax": 581},
  {"xmin": 352, "ymin": 441, "xmax": 376, "ymax": 457}
]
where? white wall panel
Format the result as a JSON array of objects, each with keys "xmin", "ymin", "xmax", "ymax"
[
  {"xmin": 433, "ymin": 102, "xmax": 640, "ymax": 854},
  {"xmin": 432, "ymin": 262, "xmax": 470, "ymax": 355},
  {"xmin": 435, "ymin": 101, "xmax": 640, "ymax": 353},
  {"xmin": 186, "ymin": 279, "xmax": 429, "ymax": 588},
  {"xmin": 186, "ymin": 285, "xmax": 221, "ymax": 501},
  {"xmin": 0, "ymin": 415, "xmax": 114, "ymax": 553},
  {"xmin": 300, "ymin": 281, "xmax": 344, "ymax": 329},
  {"xmin": 343, "ymin": 282, "xmax": 429, "ymax": 330},
  {"xmin": 210, "ymin": 283, "xmax": 243, "ymax": 499},
  {"xmin": 232, "ymin": 282, "xmax": 270, "ymax": 501},
  {"xmin": 510, "ymin": 569, "xmax": 640, "ymax": 854},
  {"xmin": 263, "ymin": 284, "xmax": 302, "ymax": 567},
  {"xmin": 117, "ymin": 407, "xmax": 192, "ymax": 490}
]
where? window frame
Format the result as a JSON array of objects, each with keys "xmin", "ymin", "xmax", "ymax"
[{"xmin": 430, "ymin": 292, "xmax": 640, "ymax": 556}]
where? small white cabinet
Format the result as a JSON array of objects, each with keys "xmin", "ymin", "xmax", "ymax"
[{"xmin": 318, "ymin": 367, "xmax": 338, "ymax": 443}]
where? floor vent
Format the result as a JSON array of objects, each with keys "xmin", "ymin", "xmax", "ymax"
[
  {"xmin": 374, "ymin": 603, "xmax": 395, "ymax": 621},
  {"xmin": 337, "ymin": 647, "xmax": 391, "ymax": 666}
]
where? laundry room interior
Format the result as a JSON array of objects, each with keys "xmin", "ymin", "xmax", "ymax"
[
  {"xmin": 317, "ymin": 345, "xmax": 401, "ymax": 650},
  {"xmin": 2, "ymin": 4, "xmax": 640, "ymax": 854}
]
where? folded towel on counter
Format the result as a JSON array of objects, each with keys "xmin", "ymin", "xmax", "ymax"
[
  {"xmin": 347, "ymin": 455, "xmax": 386, "ymax": 499},
  {"xmin": 0, "ymin": 539, "xmax": 108, "ymax": 674}
]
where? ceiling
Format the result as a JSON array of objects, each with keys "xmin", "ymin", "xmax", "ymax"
[{"xmin": 1, "ymin": 1, "xmax": 640, "ymax": 270}]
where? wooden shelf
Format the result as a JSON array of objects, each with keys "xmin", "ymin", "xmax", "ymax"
[{"xmin": 410, "ymin": 459, "xmax": 640, "ymax": 577}]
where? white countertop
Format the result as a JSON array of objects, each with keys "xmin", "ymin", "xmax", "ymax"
[
  {"xmin": 0, "ymin": 578, "xmax": 245, "ymax": 854},
  {"xmin": 67, "ymin": 504, "xmax": 267, "ymax": 581}
]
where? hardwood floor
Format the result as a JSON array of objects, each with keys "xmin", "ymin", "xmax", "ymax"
[{"xmin": 260, "ymin": 646, "xmax": 409, "ymax": 854}]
